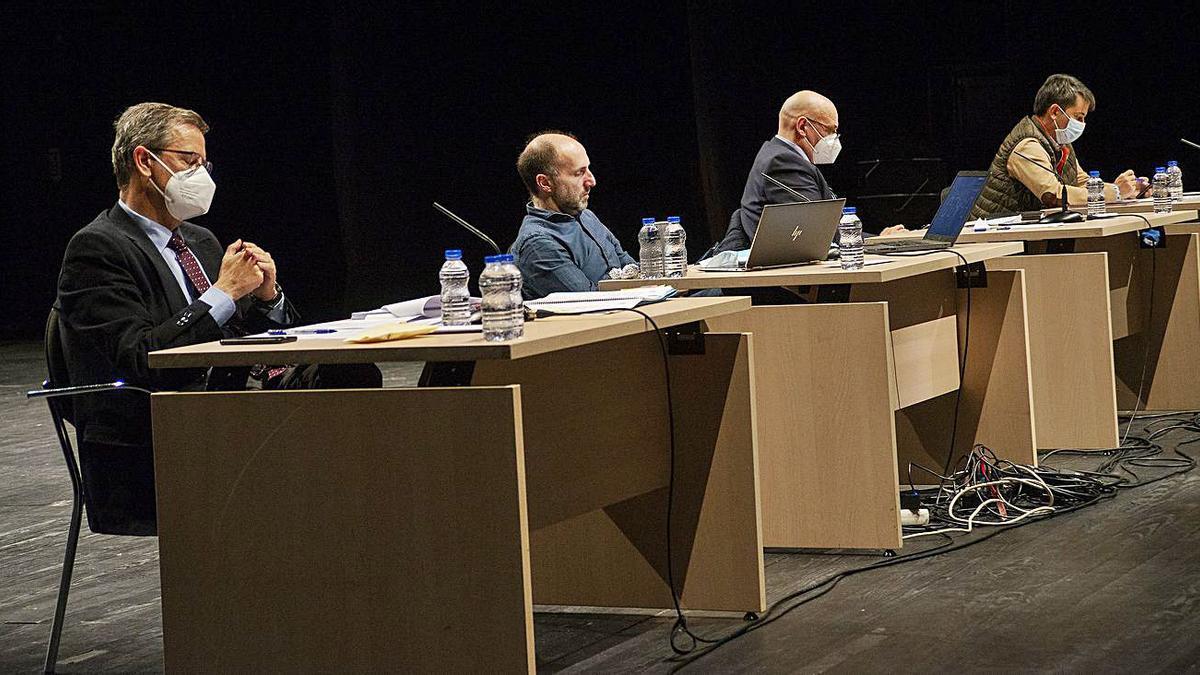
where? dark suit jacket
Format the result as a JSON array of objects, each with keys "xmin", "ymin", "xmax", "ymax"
[
  {"xmin": 711, "ymin": 137, "xmax": 835, "ymax": 254},
  {"xmin": 54, "ymin": 203, "xmax": 295, "ymax": 533}
]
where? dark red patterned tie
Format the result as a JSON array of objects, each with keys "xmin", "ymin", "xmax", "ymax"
[
  {"xmin": 168, "ymin": 232, "xmax": 287, "ymax": 382},
  {"xmin": 166, "ymin": 232, "xmax": 211, "ymax": 295}
]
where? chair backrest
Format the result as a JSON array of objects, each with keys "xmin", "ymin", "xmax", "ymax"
[{"xmin": 44, "ymin": 307, "xmax": 76, "ymax": 427}]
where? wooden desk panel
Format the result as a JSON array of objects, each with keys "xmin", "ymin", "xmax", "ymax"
[
  {"xmin": 986, "ymin": 254, "xmax": 1119, "ymax": 449},
  {"xmin": 705, "ymin": 304, "xmax": 902, "ymax": 550},
  {"xmin": 153, "ymin": 387, "xmax": 536, "ymax": 672}
]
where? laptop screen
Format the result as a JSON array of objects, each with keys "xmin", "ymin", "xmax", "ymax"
[{"xmin": 926, "ymin": 172, "xmax": 988, "ymax": 242}]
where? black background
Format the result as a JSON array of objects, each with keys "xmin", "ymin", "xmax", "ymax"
[{"xmin": 3, "ymin": 1, "xmax": 1197, "ymax": 339}]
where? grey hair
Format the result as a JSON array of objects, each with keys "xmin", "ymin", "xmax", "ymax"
[
  {"xmin": 1033, "ymin": 74, "xmax": 1095, "ymax": 116},
  {"xmin": 111, "ymin": 102, "xmax": 209, "ymax": 189}
]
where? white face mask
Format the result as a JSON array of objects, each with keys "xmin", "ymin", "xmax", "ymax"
[
  {"xmin": 147, "ymin": 150, "xmax": 216, "ymax": 220},
  {"xmin": 1053, "ymin": 107, "xmax": 1085, "ymax": 145},
  {"xmin": 811, "ymin": 133, "xmax": 842, "ymax": 164},
  {"xmin": 803, "ymin": 118, "xmax": 842, "ymax": 164}
]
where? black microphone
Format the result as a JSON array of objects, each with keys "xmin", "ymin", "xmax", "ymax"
[
  {"xmin": 1181, "ymin": 138, "xmax": 1200, "ymax": 152},
  {"xmin": 1010, "ymin": 150, "xmax": 1083, "ymax": 224},
  {"xmin": 760, "ymin": 173, "xmax": 812, "ymax": 202},
  {"xmin": 432, "ymin": 202, "xmax": 502, "ymax": 254}
]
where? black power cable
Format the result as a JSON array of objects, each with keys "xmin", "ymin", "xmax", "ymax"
[{"xmin": 1115, "ymin": 211, "xmax": 1161, "ymax": 442}]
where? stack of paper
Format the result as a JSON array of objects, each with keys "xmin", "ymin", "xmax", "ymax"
[
  {"xmin": 525, "ymin": 286, "xmax": 676, "ymax": 315},
  {"xmin": 351, "ymin": 295, "xmax": 482, "ymax": 320}
]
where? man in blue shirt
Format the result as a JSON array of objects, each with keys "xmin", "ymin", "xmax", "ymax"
[{"xmin": 510, "ymin": 131, "xmax": 636, "ymax": 299}]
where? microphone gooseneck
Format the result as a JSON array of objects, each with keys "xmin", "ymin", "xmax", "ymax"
[
  {"xmin": 1011, "ymin": 150, "xmax": 1083, "ymax": 224},
  {"xmin": 761, "ymin": 173, "xmax": 812, "ymax": 202},
  {"xmin": 432, "ymin": 202, "xmax": 502, "ymax": 254}
]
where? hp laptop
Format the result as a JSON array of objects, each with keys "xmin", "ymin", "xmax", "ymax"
[
  {"xmin": 864, "ymin": 171, "xmax": 988, "ymax": 254},
  {"xmin": 720, "ymin": 198, "xmax": 847, "ymax": 270}
]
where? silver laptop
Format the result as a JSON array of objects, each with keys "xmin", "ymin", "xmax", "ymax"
[{"xmin": 715, "ymin": 199, "xmax": 846, "ymax": 271}]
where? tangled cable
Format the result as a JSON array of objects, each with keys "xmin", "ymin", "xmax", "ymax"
[{"xmin": 904, "ymin": 445, "xmax": 1120, "ymax": 539}]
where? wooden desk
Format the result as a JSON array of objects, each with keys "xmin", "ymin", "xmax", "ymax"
[
  {"xmin": 148, "ymin": 297, "xmax": 765, "ymax": 672},
  {"xmin": 604, "ymin": 242, "xmax": 1031, "ymax": 551},
  {"xmin": 947, "ymin": 211, "xmax": 1200, "ymax": 417},
  {"xmin": 1093, "ymin": 195, "xmax": 1200, "ymax": 216}
]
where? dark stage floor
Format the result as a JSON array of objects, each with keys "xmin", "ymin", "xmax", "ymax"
[{"xmin": 2, "ymin": 340, "xmax": 1199, "ymax": 673}]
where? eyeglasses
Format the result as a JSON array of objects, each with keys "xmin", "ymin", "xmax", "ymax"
[
  {"xmin": 150, "ymin": 148, "xmax": 213, "ymax": 175},
  {"xmin": 806, "ymin": 118, "xmax": 840, "ymax": 140}
]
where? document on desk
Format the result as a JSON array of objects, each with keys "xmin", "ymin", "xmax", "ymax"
[
  {"xmin": 525, "ymin": 286, "xmax": 676, "ymax": 314},
  {"xmin": 351, "ymin": 295, "xmax": 483, "ymax": 320},
  {"xmin": 256, "ymin": 314, "xmax": 483, "ymax": 340}
]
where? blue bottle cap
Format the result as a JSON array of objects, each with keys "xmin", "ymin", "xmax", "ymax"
[
  {"xmin": 499, "ymin": 253, "xmax": 515, "ymax": 263},
  {"xmin": 1157, "ymin": 167, "xmax": 1167, "ymax": 173},
  {"xmin": 484, "ymin": 255, "xmax": 502, "ymax": 264},
  {"xmin": 842, "ymin": 207, "xmax": 856, "ymax": 215},
  {"xmin": 1168, "ymin": 160, "xmax": 1179, "ymax": 167},
  {"xmin": 1088, "ymin": 170, "xmax": 1100, "ymax": 177},
  {"xmin": 642, "ymin": 217, "xmax": 655, "ymax": 224},
  {"xmin": 445, "ymin": 249, "xmax": 463, "ymax": 260},
  {"xmin": 667, "ymin": 216, "xmax": 681, "ymax": 223}
]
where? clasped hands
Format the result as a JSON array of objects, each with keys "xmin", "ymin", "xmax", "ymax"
[
  {"xmin": 213, "ymin": 239, "xmax": 279, "ymax": 302},
  {"xmin": 1114, "ymin": 170, "xmax": 1151, "ymax": 200}
]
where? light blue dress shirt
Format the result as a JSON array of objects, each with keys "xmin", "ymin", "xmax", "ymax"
[{"xmin": 117, "ymin": 201, "xmax": 284, "ymax": 326}]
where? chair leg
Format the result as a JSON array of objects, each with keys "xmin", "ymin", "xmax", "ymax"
[{"xmin": 43, "ymin": 491, "xmax": 82, "ymax": 674}]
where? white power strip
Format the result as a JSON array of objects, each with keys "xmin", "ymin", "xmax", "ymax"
[{"xmin": 900, "ymin": 508, "xmax": 930, "ymax": 526}]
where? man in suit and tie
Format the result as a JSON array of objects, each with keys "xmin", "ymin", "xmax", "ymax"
[{"xmin": 55, "ymin": 102, "xmax": 376, "ymax": 535}]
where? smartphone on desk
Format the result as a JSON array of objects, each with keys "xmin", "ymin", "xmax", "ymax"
[{"xmin": 219, "ymin": 335, "xmax": 297, "ymax": 345}]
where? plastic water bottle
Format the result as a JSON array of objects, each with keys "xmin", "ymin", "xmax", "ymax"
[
  {"xmin": 663, "ymin": 216, "xmax": 688, "ymax": 278},
  {"xmin": 479, "ymin": 254, "xmax": 524, "ymax": 341},
  {"xmin": 1086, "ymin": 171, "xmax": 1106, "ymax": 217},
  {"xmin": 838, "ymin": 207, "xmax": 864, "ymax": 270},
  {"xmin": 1153, "ymin": 167, "xmax": 1172, "ymax": 214},
  {"xmin": 500, "ymin": 254, "xmax": 525, "ymax": 337},
  {"xmin": 1167, "ymin": 160, "xmax": 1183, "ymax": 201},
  {"xmin": 438, "ymin": 249, "xmax": 472, "ymax": 326},
  {"xmin": 637, "ymin": 217, "xmax": 664, "ymax": 279}
]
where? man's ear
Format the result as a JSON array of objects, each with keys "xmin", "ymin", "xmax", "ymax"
[
  {"xmin": 132, "ymin": 146, "xmax": 154, "ymax": 178},
  {"xmin": 535, "ymin": 173, "xmax": 553, "ymax": 194}
]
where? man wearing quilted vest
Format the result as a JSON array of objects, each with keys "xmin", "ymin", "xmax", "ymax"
[{"xmin": 971, "ymin": 74, "xmax": 1146, "ymax": 219}]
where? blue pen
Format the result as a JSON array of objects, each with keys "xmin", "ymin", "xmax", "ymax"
[{"xmin": 268, "ymin": 328, "xmax": 337, "ymax": 335}]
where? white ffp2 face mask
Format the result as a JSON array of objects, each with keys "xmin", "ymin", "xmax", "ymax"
[
  {"xmin": 1053, "ymin": 107, "xmax": 1086, "ymax": 145},
  {"xmin": 811, "ymin": 133, "xmax": 842, "ymax": 164},
  {"xmin": 147, "ymin": 150, "xmax": 216, "ymax": 220}
]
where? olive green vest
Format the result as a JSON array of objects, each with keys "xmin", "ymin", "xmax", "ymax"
[{"xmin": 970, "ymin": 116, "xmax": 1079, "ymax": 219}]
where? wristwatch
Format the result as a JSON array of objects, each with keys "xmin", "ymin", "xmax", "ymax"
[{"xmin": 253, "ymin": 282, "xmax": 285, "ymax": 309}]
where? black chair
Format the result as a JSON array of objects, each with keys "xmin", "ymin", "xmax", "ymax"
[{"xmin": 32, "ymin": 308, "xmax": 151, "ymax": 674}]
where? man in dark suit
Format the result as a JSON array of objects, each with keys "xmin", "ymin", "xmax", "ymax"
[
  {"xmin": 710, "ymin": 91, "xmax": 841, "ymax": 254},
  {"xmin": 55, "ymin": 102, "xmax": 375, "ymax": 535},
  {"xmin": 710, "ymin": 90, "xmax": 903, "ymax": 255}
]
